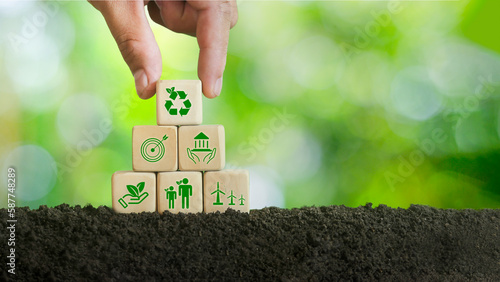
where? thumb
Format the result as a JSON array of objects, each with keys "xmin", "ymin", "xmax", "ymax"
[{"xmin": 97, "ymin": 1, "xmax": 161, "ymax": 99}]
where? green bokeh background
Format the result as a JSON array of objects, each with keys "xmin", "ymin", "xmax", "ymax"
[{"xmin": 1, "ymin": 0, "xmax": 499, "ymax": 209}]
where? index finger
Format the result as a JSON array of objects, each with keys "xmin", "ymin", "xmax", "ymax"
[{"xmin": 195, "ymin": 2, "xmax": 235, "ymax": 98}]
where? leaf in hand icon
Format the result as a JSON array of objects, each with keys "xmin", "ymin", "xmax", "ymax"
[{"xmin": 119, "ymin": 182, "xmax": 149, "ymax": 208}]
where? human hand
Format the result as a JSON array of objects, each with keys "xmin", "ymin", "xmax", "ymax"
[{"xmin": 89, "ymin": 0, "xmax": 238, "ymax": 99}]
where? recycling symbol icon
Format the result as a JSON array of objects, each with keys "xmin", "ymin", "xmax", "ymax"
[{"xmin": 164, "ymin": 87, "xmax": 191, "ymax": 116}]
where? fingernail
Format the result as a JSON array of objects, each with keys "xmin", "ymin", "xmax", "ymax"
[
  {"xmin": 134, "ymin": 69, "xmax": 148, "ymax": 98},
  {"xmin": 213, "ymin": 77, "xmax": 223, "ymax": 97}
]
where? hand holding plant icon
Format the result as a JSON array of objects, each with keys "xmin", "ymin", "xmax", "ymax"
[{"xmin": 118, "ymin": 182, "xmax": 149, "ymax": 209}]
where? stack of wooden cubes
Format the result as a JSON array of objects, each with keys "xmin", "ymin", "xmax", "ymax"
[{"xmin": 112, "ymin": 80, "xmax": 249, "ymax": 214}]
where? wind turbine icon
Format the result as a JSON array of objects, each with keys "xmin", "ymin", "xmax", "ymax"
[
  {"xmin": 211, "ymin": 182, "xmax": 225, "ymax": 206},
  {"xmin": 239, "ymin": 195, "xmax": 245, "ymax": 206},
  {"xmin": 228, "ymin": 190, "xmax": 236, "ymax": 206}
]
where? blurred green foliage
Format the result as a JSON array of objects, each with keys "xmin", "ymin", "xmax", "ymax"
[{"xmin": 0, "ymin": 0, "xmax": 499, "ymax": 209}]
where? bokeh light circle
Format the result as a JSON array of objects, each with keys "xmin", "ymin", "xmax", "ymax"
[
  {"xmin": 2, "ymin": 145, "xmax": 57, "ymax": 202},
  {"xmin": 390, "ymin": 67, "xmax": 442, "ymax": 121},
  {"xmin": 3, "ymin": 5, "xmax": 74, "ymax": 113},
  {"xmin": 427, "ymin": 41, "xmax": 500, "ymax": 98},
  {"xmin": 6, "ymin": 35, "xmax": 61, "ymax": 92}
]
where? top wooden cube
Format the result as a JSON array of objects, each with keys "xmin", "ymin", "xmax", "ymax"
[{"xmin": 156, "ymin": 80, "xmax": 203, "ymax": 126}]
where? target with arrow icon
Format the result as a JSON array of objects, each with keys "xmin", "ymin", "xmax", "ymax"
[{"xmin": 140, "ymin": 135, "xmax": 169, "ymax": 162}]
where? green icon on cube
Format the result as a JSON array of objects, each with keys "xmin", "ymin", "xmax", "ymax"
[
  {"xmin": 165, "ymin": 186, "xmax": 177, "ymax": 209},
  {"xmin": 177, "ymin": 178, "xmax": 193, "ymax": 209},
  {"xmin": 210, "ymin": 183, "xmax": 245, "ymax": 206},
  {"xmin": 239, "ymin": 195, "xmax": 246, "ymax": 206},
  {"xmin": 164, "ymin": 87, "xmax": 191, "ymax": 116},
  {"xmin": 164, "ymin": 178, "xmax": 193, "ymax": 210},
  {"xmin": 211, "ymin": 182, "xmax": 225, "ymax": 206},
  {"xmin": 228, "ymin": 190, "xmax": 236, "ymax": 206},
  {"xmin": 118, "ymin": 182, "xmax": 149, "ymax": 209},
  {"xmin": 141, "ymin": 135, "xmax": 168, "ymax": 162},
  {"xmin": 187, "ymin": 132, "xmax": 216, "ymax": 164}
]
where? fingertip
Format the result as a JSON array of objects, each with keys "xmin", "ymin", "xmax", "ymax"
[
  {"xmin": 134, "ymin": 69, "xmax": 148, "ymax": 99},
  {"xmin": 139, "ymin": 82, "xmax": 157, "ymax": 100},
  {"xmin": 213, "ymin": 77, "xmax": 223, "ymax": 97},
  {"xmin": 201, "ymin": 77, "xmax": 223, "ymax": 99},
  {"xmin": 134, "ymin": 69, "xmax": 159, "ymax": 100},
  {"xmin": 202, "ymin": 87, "xmax": 216, "ymax": 99}
]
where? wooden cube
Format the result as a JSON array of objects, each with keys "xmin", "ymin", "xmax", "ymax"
[
  {"xmin": 178, "ymin": 125, "xmax": 225, "ymax": 171},
  {"xmin": 112, "ymin": 171, "xmax": 156, "ymax": 213},
  {"xmin": 157, "ymin": 171, "xmax": 203, "ymax": 214},
  {"xmin": 156, "ymin": 80, "xmax": 203, "ymax": 126},
  {"xmin": 203, "ymin": 170, "xmax": 249, "ymax": 213},
  {"xmin": 133, "ymin": 125, "xmax": 177, "ymax": 172}
]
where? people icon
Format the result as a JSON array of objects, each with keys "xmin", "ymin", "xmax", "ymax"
[
  {"xmin": 177, "ymin": 178, "xmax": 193, "ymax": 209},
  {"xmin": 165, "ymin": 186, "xmax": 177, "ymax": 209}
]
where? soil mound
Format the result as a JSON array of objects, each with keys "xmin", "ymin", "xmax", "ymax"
[{"xmin": 1, "ymin": 204, "xmax": 499, "ymax": 280}]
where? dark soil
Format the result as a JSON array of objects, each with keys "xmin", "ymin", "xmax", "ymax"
[{"xmin": 1, "ymin": 204, "xmax": 499, "ymax": 281}]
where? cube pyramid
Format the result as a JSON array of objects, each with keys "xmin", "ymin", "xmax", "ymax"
[{"xmin": 112, "ymin": 80, "xmax": 250, "ymax": 214}]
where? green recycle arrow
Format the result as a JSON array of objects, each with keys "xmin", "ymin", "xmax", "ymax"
[{"xmin": 165, "ymin": 87, "xmax": 191, "ymax": 116}]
